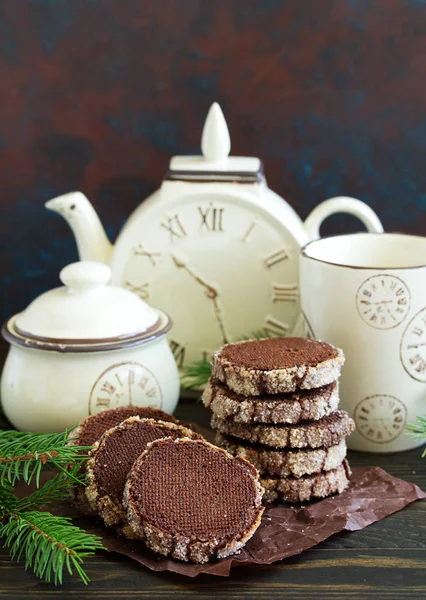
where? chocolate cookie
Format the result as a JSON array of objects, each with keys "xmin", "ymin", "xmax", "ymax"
[
  {"xmin": 68, "ymin": 406, "xmax": 179, "ymax": 514},
  {"xmin": 211, "ymin": 410, "xmax": 355, "ymax": 449},
  {"xmin": 124, "ymin": 437, "xmax": 264, "ymax": 563},
  {"xmin": 203, "ymin": 379, "xmax": 339, "ymax": 424},
  {"xmin": 211, "ymin": 337, "xmax": 345, "ymax": 396},
  {"xmin": 70, "ymin": 406, "xmax": 179, "ymax": 448},
  {"xmin": 85, "ymin": 418, "xmax": 201, "ymax": 526},
  {"xmin": 216, "ymin": 432, "xmax": 347, "ymax": 478},
  {"xmin": 260, "ymin": 460, "xmax": 352, "ymax": 503}
]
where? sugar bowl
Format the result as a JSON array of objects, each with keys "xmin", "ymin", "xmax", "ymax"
[{"xmin": 1, "ymin": 261, "xmax": 180, "ymax": 432}]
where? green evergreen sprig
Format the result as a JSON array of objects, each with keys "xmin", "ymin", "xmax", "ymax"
[
  {"xmin": 0, "ymin": 429, "xmax": 92, "ymax": 487},
  {"xmin": 181, "ymin": 359, "xmax": 212, "ymax": 390},
  {"xmin": 407, "ymin": 416, "xmax": 426, "ymax": 457},
  {"xmin": 1, "ymin": 511, "xmax": 103, "ymax": 585},
  {"xmin": 0, "ymin": 428, "xmax": 105, "ymax": 585}
]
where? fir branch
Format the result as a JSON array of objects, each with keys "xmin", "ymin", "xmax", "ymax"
[
  {"xmin": 15, "ymin": 467, "xmax": 81, "ymax": 512},
  {"xmin": 181, "ymin": 359, "xmax": 212, "ymax": 390},
  {"xmin": 407, "ymin": 416, "xmax": 426, "ymax": 457},
  {"xmin": 1, "ymin": 510, "xmax": 104, "ymax": 585},
  {"xmin": 0, "ymin": 483, "xmax": 18, "ymax": 518},
  {"xmin": 0, "ymin": 428, "xmax": 103, "ymax": 585},
  {"xmin": 238, "ymin": 330, "xmax": 273, "ymax": 341},
  {"xmin": 0, "ymin": 429, "xmax": 92, "ymax": 487},
  {"xmin": 407, "ymin": 416, "xmax": 426, "ymax": 437}
]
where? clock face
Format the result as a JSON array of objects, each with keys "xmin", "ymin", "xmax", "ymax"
[
  {"xmin": 354, "ymin": 394, "xmax": 407, "ymax": 443},
  {"xmin": 356, "ymin": 274, "xmax": 410, "ymax": 329},
  {"xmin": 116, "ymin": 193, "xmax": 300, "ymax": 367},
  {"xmin": 401, "ymin": 306, "xmax": 426, "ymax": 382},
  {"xmin": 88, "ymin": 362, "xmax": 162, "ymax": 415}
]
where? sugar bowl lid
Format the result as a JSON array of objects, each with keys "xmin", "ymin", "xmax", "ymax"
[{"xmin": 2, "ymin": 261, "xmax": 171, "ymax": 352}]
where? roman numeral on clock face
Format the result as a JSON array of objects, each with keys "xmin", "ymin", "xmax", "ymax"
[
  {"xmin": 170, "ymin": 340, "xmax": 186, "ymax": 368},
  {"xmin": 241, "ymin": 220, "xmax": 258, "ymax": 243},
  {"xmin": 133, "ymin": 243, "xmax": 161, "ymax": 266},
  {"xmin": 101, "ymin": 382, "xmax": 115, "ymax": 396},
  {"xmin": 272, "ymin": 283, "xmax": 299, "ymax": 303},
  {"xmin": 128, "ymin": 369, "xmax": 135, "ymax": 386},
  {"xmin": 96, "ymin": 397, "xmax": 110, "ymax": 408},
  {"xmin": 264, "ymin": 249, "xmax": 290, "ymax": 268},
  {"xmin": 263, "ymin": 316, "xmax": 289, "ymax": 337},
  {"xmin": 161, "ymin": 214, "xmax": 187, "ymax": 242},
  {"xmin": 198, "ymin": 205, "xmax": 224, "ymax": 232},
  {"xmin": 409, "ymin": 353, "xmax": 426, "ymax": 373},
  {"xmin": 124, "ymin": 280, "xmax": 150, "ymax": 300}
]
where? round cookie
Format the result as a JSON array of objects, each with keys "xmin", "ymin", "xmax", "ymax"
[
  {"xmin": 216, "ymin": 432, "xmax": 347, "ymax": 478},
  {"xmin": 68, "ymin": 406, "xmax": 179, "ymax": 514},
  {"xmin": 85, "ymin": 418, "xmax": 201, "ymax": 526},
  {"xmin": 70, "ymin": 406, "xmax": 179, "ymax": 448},
  {"xmin": 203, "ymin": 379, "xmax": 339, "ymax": 424},
  {"xmin": 260, "ymin": 460, "xmax": 352, "ymax": 503},
  {"xmin": 124, "ymin": 437, "xmax": 264, "ymax": 564},
  {"xmin": 211, "ymin": 410, "xmax": 355, "ymax": 449},
  {"xmin": 211, "ymin": 337, "xmax": 345, "ymax": 396}
]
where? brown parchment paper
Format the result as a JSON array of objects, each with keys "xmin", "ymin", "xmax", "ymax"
[{"xmin": 72, "ymin": 466, "xmax": 425, "ymax": 577}]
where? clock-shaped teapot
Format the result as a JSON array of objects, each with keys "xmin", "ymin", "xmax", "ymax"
[{"xmin": 45, "ymin": 103, "xmax": 383, "ymax": 368}]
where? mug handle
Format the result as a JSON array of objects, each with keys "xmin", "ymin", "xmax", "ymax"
[{"xmin": 303, "ymin": 196, "xmax": 384, "ymax": 240}]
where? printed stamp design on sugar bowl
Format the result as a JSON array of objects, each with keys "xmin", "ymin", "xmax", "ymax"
[
  {"xmin": 354, "ymin": 395, "xmax": 407, "ymax": 444},
  {"xmin": 88, "ymin": 362, "xmax": 163, "ymax": 415},
  {"xmin": 400, "ymin": 307, "xmax": 426, "ymax": 382},
  {"xmin": 356, "ymin": 274, "xmax": 410, "ymax": 330}
]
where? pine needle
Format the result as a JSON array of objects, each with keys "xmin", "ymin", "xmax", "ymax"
[
  {"xmin": 0, "ymin": 429, "xmax": 92, "ymax": 487},
  {"xmin": 15, "ymin": 468, "xmax": 81, "ymax": 511},
  {"xmin": 1, "ymin": 510, "xmax": 104, "ymax": 585},
  {"xmin": 406, "ymin": 416, "xmax": 426, "ymax": 437},
  {"xmin": 238, "ymin": 330, "xmax": 273, "ymax": 341},
  {"xmin": 0, "ymin": 483, "xmax": 18, "ymax": 517},
  {"xmin": 181, "ymin": 359, "xmax": 212, "ymax": 390},
  {"xmin": 407, "ymin": 416, "xmax": 426, "ymax": 457},
  {"xmin": 0, "ymin": 427, "xmax": 103, "ymax": 585}
]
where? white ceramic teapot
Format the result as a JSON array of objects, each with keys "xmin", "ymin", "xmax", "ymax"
[
  {"xmin": 45, "ymin": 104, "xmax": 383, "ymax": 368},
  {"xmin": 1, "ymin": 261, "xmax": 180, "ymax": 432}
]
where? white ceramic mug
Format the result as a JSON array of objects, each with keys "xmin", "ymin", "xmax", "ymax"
[{"xmin": 300, "ymin": 232, "xmax": 426, "ymax": 453}]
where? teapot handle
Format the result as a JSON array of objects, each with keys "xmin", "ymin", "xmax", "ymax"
[{"xmin": 304, "ymin": 196, "xmax": 383, "ymax": 240}]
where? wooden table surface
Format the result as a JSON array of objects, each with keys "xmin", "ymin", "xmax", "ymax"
[{"xmin": 1, "ymin": 398, "xmax": 425, "ymax": 600}]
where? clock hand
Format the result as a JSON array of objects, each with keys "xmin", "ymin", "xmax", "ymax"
[
  {"xmin": 211, "ymin": 295, "xmax": 230, "ymax": 344},
  {"xmin": 171, "ymin": 254, "xmax": 218, "ymax": 298},
  {"xmin": 171, "ymin": 253, "xmax": 229, "ymax": 344}
]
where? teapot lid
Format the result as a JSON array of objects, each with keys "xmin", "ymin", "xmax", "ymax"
[
  {"xmin": 167, "ymin": 103, "xmax": 263, "ymax": 183},
  {"xmin": 3, "ymin": 261, "xmax": 171, "ymax": 352}
]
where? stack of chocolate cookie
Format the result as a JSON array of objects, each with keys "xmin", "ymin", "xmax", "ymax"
[
  {"xmin": 69, "ymin": 405, "xmax": 265, "ymax": 563},
  {"xmin": 203, "ymin": 337, "xmax": 355, "ymax": 503}
]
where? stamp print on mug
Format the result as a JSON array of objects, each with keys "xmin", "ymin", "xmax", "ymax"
[
  {"xmin": 400, "ymin": 307, "xmax": 426, "ymax": 382},
  {"xmin": 354, "ymin": 395, "xmax": 407, "ymax": 444},
  {"xmin": 88, "ymin": 362, "xmax": 163, "ymax": 415},
  {"xmin": 356, "ymin": 274, "xmax": 410, "ymax": 330}
]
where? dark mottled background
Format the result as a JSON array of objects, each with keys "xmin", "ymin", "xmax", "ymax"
[{"xmin": 1, "ymin": 0, "xmax": 426, "ymax": 359}]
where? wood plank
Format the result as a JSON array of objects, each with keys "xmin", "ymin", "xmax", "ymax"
[{"xmin": 1, "ymin": 399, "xmax": 425, "ymax": 598}]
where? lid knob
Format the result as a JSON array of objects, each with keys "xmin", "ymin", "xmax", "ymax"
[
  {"xmin": 201, "ymin": 102, "xmax": 231, "ymax": 162},
  {"xmin": 60, "ymin": 261, "xmax": 111, "ymax": 292}
]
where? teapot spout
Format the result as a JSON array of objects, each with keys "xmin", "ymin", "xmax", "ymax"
[{"xmin": 45, "ymin": 191, "xmax": 113, "ymax": 265}]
